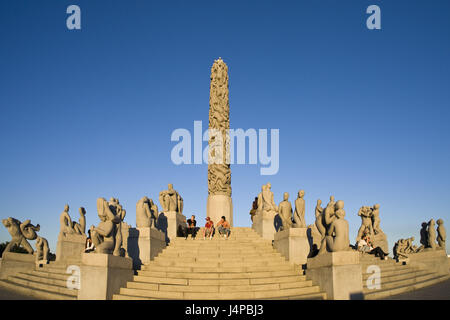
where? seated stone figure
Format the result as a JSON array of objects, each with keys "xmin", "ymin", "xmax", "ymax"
[
  {"xmin": 35, "ymin": 236, "xmax": 50, "ymax": 265},
  {"xmin": 2, "ymin": 217, "xmax": 40, "ymax": 254},
  {"xmin": 256, "ymin": 183, "xmax": 278, "ymax": 219},
  {"xmin": 159, "ymin": 184, "xmax": 183, "ymax": 214},
  {"xmin": 89, "ymin": 198, "xmax": 121, "ymax": 254},
  {"xmin": 136, "ymin": 196, "xmax": 158, "ymax": 228},
  {"xmin": 325, "ymin": 200, "xmax": 350, "ymax": 252},
  {"xmin": 72, "ymin": 207, "xmax": 86, "ymax": 235},
  {"xmin": 59, "ymin": 204, "xmax": 75, "ymax": 236},
  {"xmin": 436, "ymin": 219, "xmax": 446, "ymax": 249}
]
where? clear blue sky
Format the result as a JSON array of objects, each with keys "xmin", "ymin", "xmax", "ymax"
[{"xmin": 1, "ymin": 0, "xmax": 449, "ymax": 254}]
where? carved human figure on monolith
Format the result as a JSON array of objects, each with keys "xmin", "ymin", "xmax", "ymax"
[
  {"xmin": 293, "ymin": 190, "xmax": 306, "ymax": 228},
  {"xmin": 35, "ymin": 236, "xmax": 49, "ymax": 264},
  {"xmin": 278, "ymin": 192, "xmax": 293, "ymax": 230},
  {"xmin": 2, "ymin": 217, "xmax": 40, "ymax": 254},
  {"xmin": 325, "ymin": 200, "xmax": 350, "ymax": 252},
  {"xmin": 436, "ymin": 219, "xmax": 446, "ymax": 249},
  {"xmin": 60, "ymin": 204, "xmax": 75, "ymax": 236},
  {"xmin": 427, "ymin": 219, "xmax": 437, "ymax": 249},
  {"xmin": 72, "ymin": 207, "xmax": 86, "ymax": 235},
  {"xmin": 159, "ymin": 184, "xmax": 184, "ymax": 214}
]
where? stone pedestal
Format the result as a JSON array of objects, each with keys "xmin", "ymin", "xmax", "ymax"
[
  {"xmin": 407, "ymin": 248, "xmax": 449, "ymax": 275},
  {"xmin": 252, "ymin": 213, "xmax": 276, "ymax": 241},
  {"xmin": 78, "ymin": 253, "xmax": 134, "ymax": 300},
  {"xmin": 56, "ymin": 233, "xmax": 86, "ymax": 263},
  {"xmin": 161, "ymin": 211, "xmax": 186, "ymax": 241},
  {"xmin": 0, "ymin": 252, "xmax": 36, "ymax": 279},
  {"xmin": 306, "ymin": 251, "xmax": 363, "ymax": 300},
  {"xmin": 207, "ymin": 194, "xmax": 233, "ymax": 226},
  {"xmin": 127, "ymin": 227, "xmax": 166, "ymax": 269},
  {"xmin": 274, "ymin": 228, "xmax": 310, "ymax": 266}
]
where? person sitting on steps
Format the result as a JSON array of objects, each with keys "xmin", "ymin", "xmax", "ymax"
[
  {"xmin": 216, "ymin": 216, "xmax": 231, "ymax": 239},
  {"xmin": 203, "ymin": 217, "xmax": 214, "ymax": 240}
]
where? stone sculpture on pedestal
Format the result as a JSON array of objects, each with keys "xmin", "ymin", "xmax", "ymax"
[
  {"xmin": 159, "ymin": 184, "xmax": 183, "ymax": 214},
  {"xmin": 293, "ymin": 190, "xmax": 306, "ymax": 228},
  {"xmin": 90, "ymin": 198, "xmax": 121, "ymax": 255},
  {"xmin": 419, "ymin": 222, "xmax": 428, "ymax": 247},
  {"xmin": 356, "ymin": 206, "xmax": 374, "ymax": 242},
  {"xmin": 35, "ymin": 236, "xmax": 49, "ymax": 265},
  {"xmin": 393, "ymin": 237, "xmax": 420, "ymax": 260},
  {"xmin": 436, "ymin": 219, "xmax": 446, "ymax": 249},
  {"xmin": 72, "ymin": 207, "xmax": 86, "ymax": 235},
  {"xmin": 108, "ymin": 198, "xmax": 127, "ymax": 257},
  {"xmin": 260, "ymin": 183, "xmax": 278, "ymax": 218},
  {"xmin": 60, "ymin": 204, "xmax": 75, "ymax": 236},
  {"xmin": 249, "ymin": 197, "xmax": 258, "ymax": 222},
  {"xmin": 136, "ymin": 196, "xmax": 158, "ymax": 228},
  {"xmin": 427, "ymin": 219, "xmax": 437, "ymax": 250},
  {"xmin": 56, "ymin": 204, "xmax": 88, "ymax": 262},
  {"xmin": 325, "ymin": 200, "xmax": 350, "ymax": 252},
  {"xmin": 314, "ymin": 199, "xmax": 325, "ymax": 241},
  {"xmin": 278, "ymin": 192, "xmax": 293, "ymax": 230},
  {"xmin": 1, "ymin": 217, "xmax": 40, "ymax": 254}
]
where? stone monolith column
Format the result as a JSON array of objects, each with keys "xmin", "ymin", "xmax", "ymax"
[{"xmin": 207, "ymin": 58, "xmax": 233, "ymax": 226}]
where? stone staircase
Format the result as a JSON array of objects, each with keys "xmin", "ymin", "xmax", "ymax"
[
  {"xmin": 113, "ymin": 227, "xmax": 327, "ymax": 300},
  {"xmin": 0, "ymin": 260, "xmax": 79, "ymax": 300},
  {"xmin": 360, "ymin": 254, "xmax": 449, "ymax": 299}
]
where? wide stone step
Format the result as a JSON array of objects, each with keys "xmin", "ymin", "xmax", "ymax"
[
  {"xmin": 124, "ymin": 279, "xmax": 313, "ymax": 293},
  {"xmin": 132, "ymin": 274, "xmax": 307, "ymax": 286},
  {"xmin": 364, "ymin": 274, "xmax": 449, "ymax": 299},
  {"xmin": 136, "ymin": 269, "xmax": 300, "ymax": 280},
  {"xmin": 167, "ymin": 243, "xmax": 273, "ymax": 248},
  {"xmin": 15, "ymin": 272, "xmax": 68, "ymax": 287},
  {"xmin": 361, "ymin": 264, "xmax": 413, "ymax": 274},
  {"xmin": 143, "ymin": 263, "xmax": 294, "ymax": 273},
  {"xmin": 150, "ymin": 259, "xmax": 287, "ymax": 268},
  {"xmin": 158, "ymin": 251, "xmax": 282, "ymax": 259},
  {"xmin": 0, "ymin": 279, "xmax": 76, "ymax": 300},
  {"xmin": 154, "ymin": 256, "xmax": 286, "ymax": 264},
  {"xmin": 115, "ymin": 285, "xmax": 322, "ymax": 300},
  {"xmin": 362, "ymin": 268, "xmax": 427, "ymax": 281},
  {"xmin": 30, "ymin": 270, "xmax": 71, "ymax": 281},
  {"xmin": 163, "ymin": 248, "xmax": 277, "ymax": 255},
  {"xmin": 363, "ymin": 272, "xmax": 439, "ymax": 293},
  {"xmin": 6, "ymin": 275, "xmax": 78, "ymax": 297}
]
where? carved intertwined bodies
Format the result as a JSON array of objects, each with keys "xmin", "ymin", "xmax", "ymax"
[{"xmin": 208, "ymin": 58, "xmax": 231, "ymax": 197}]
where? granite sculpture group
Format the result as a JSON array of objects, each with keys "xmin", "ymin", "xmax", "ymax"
[{"xmin": 0, "ymin": 58, "xmax": 448, "ymax": 300}]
